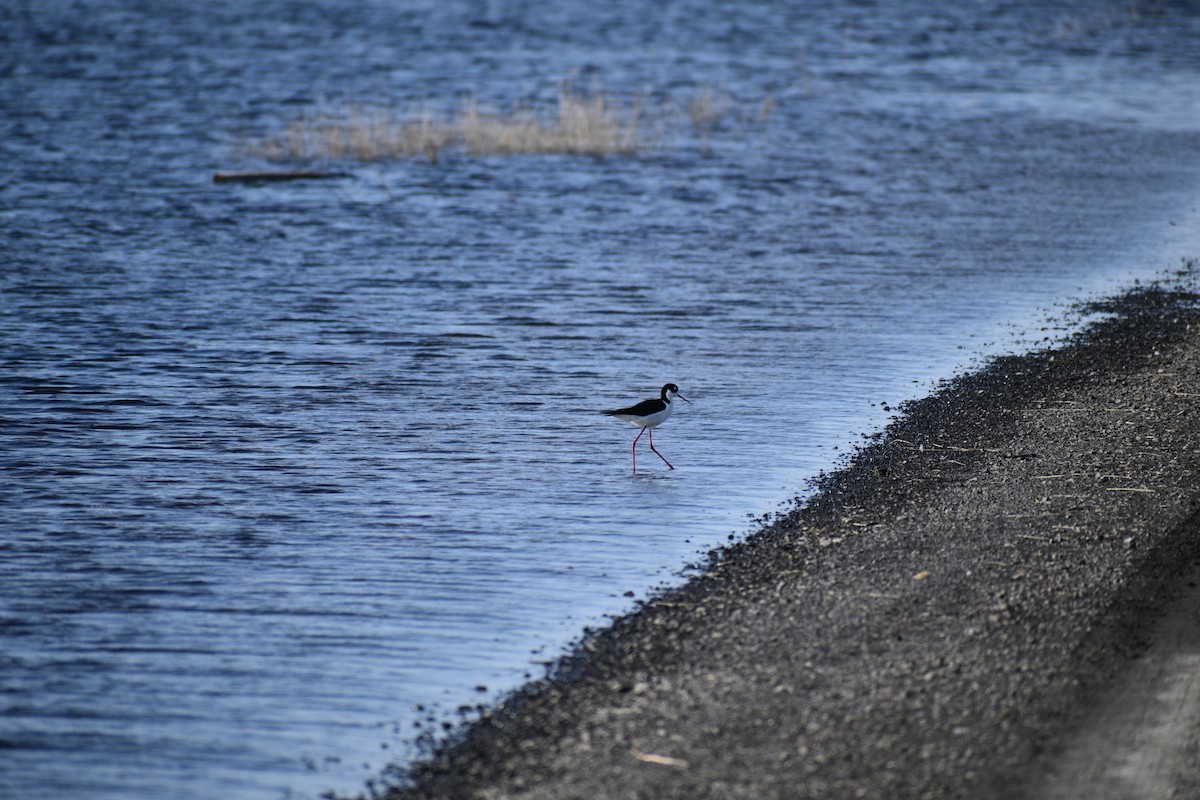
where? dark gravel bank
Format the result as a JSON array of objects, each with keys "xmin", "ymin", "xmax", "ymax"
[{"xmin": 375, "ymin": 278, "xmax": 1200, "ymax": 800}]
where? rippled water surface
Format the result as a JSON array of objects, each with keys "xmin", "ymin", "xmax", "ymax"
[{"xmin": 4, "ymin": 1, "xmax": 1200, "ymax": 798}]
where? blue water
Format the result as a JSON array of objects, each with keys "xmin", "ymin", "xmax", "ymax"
[{"xmin": 4, "ymin": 1, "xmax": 1200, "ymax": 798}]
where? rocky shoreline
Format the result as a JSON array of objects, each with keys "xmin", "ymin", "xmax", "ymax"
[{"xmin": 376, "ymin": 279, "xmax": 1200, "ymax": 800}]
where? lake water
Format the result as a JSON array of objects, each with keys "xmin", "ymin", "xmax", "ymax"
[{"xmin": 4, "ymin": 1, "xmax": 1200, "ymax": 798}]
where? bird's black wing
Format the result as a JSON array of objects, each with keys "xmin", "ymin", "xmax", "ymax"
[{"xmin": 603, "ymin": 398, "xmax": 665, "ymax": 417}]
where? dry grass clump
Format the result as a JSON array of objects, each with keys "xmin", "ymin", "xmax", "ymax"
[
  {"xmin": 249, "ymin": 84, "xmax": 645, "ymax": 163},
  {"xmin": 245, "ymin": 80, "xmax": 777, "ymax": 163}
]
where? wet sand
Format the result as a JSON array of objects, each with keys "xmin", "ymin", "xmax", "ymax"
[{"xmin": 382, "ymin": 281, "xmax": 1200, "ymax": 800}]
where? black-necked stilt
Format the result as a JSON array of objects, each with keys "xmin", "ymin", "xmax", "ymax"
[{"xmin": 603, "ymin": 383, "xmax": 691, "ymax": 473}]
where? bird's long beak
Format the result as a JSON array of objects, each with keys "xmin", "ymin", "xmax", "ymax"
[{"xmin": 677, "ymin": 393, "xmax": 692, "ymax": 404}]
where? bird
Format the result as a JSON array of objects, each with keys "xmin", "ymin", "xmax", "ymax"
[{"xmin": 602, "ymin": 383, "xmax": 691, "ymax": 473}]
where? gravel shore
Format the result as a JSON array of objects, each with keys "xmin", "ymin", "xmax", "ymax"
[{"xmin": 381, "ymin": 280, "xmax": 1200, "ymax": 800}]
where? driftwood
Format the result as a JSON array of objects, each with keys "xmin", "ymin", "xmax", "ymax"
[{"xmin": 212, "ymin": 170, "xmax": 350, "ymax": 184}]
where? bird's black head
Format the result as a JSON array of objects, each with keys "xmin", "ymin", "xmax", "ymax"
[{"xmin": 661, "ymin": 383, "xmax": 691, "ymax": 404}]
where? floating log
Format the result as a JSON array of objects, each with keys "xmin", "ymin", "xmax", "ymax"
[{"xmin": 212, "ymin": 170, "xmax": 350, "ymax": 184}]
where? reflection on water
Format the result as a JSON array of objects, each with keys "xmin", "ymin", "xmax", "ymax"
[{"xmin": 3, "ymin": 1, "xmax": 1200, "ymax": 798}]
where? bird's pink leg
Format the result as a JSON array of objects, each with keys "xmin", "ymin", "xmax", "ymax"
[
  {"xmin": 631, "ymin": 427, "xmax": 646, "ymax": 473},
  {"xmin": 648, "ymin": 428, "xmax": 674, "ymax": 469}
]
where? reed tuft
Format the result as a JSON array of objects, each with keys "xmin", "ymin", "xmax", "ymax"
[
  {"xmin": 248, "ymin": 83, "xmax": 645, "ymax": 163},
  {"xmin": 244, "ymin": 79, "xmax": 775, "ymax": 163}
]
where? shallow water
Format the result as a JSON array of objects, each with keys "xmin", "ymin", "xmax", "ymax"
[{"xmin": 3, "ymin": 1, "xmax": 1200, "ymax": 798}]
